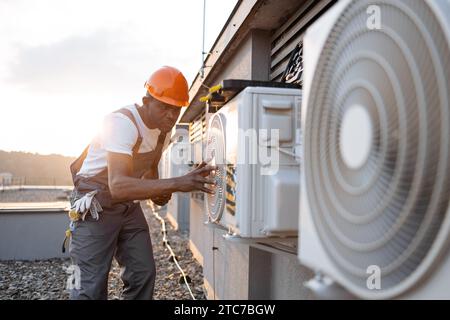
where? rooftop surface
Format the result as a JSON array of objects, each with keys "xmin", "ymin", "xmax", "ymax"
[
  {"xmin": 0, "ymin": 201, "xmax": 69, "ymax": 213},
  {"xmin": 0, "ymin": 188, "xmax": 71, "ymax": 204}
]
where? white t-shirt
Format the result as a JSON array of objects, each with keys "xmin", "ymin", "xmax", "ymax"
[{"xmin": 77, "ymin": 104, "xmax": 171, "ymax": 177}]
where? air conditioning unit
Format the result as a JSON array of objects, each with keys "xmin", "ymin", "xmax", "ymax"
[
  {"xmin": 204, "ymin": 86, "xmax": 302, "ymax": 241},
  {"xmin": 160, "ymin": 148, "xmax": 170, "ymax": 180},
  {"xmin": 168, "ymin": 124, "xmax": 190, "ymax": 178},
  {"xmin": 166, "ymin": 125, "xmax": 191, "ymax": 232},
  {"xmin": 189, "ymin": 111, "xmax": 214, "ymax": 166},
  {"xmin": 159, "ymin": 124, "xmax": 190, "ymax": 183},
  {"xmin": 299, "ymin": 0, "xmax": 450, "ymax": 299}
]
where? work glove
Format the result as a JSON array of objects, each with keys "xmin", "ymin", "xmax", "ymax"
[{"xmin": 71, "ymin": 190, "xmax": 103, "ymax": 221}]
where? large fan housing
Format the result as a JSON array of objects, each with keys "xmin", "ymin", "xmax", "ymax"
[{"xmin": 299, "ymin": 0, "xmax": 450, "ymax": 299}]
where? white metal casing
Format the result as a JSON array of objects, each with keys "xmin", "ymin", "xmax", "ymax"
[
  {"xmin": 164, "ymin": 127, "xmax": 191, "ymax": 231},
  {"xmin": 299, "ymin": 0, "xmax": 450, "ymax": 299},
  {"xmin": 205, "ymin": 86, "xmax": 302, "ymax": 238}
]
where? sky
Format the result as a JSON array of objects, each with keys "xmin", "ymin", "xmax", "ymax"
[{"xmin": 0, "ymin": 0, "xmax": 237, "ymax": 157}]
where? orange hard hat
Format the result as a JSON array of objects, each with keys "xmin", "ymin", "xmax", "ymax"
[{"xmin": 144, "ymin": 66, "xmax": 189, "ymax": 107}]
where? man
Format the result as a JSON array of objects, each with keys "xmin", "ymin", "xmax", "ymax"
[{"xmin": 67, "ymin": 66, "xmax": 216, "ymax": 300}]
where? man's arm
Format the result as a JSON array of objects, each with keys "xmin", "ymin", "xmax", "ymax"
[
  {"xmin": 107, "ymin": 151, "xmax": 215, "ymax": 202},
  {"xmin": 142, "ymin": 165, "xmax": 172, "ymax": 206},
  {"xmin": 141, "ymin": 166, "xmax": 159, "ymax": 180}
]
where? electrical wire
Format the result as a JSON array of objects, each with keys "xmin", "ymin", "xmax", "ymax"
[
  {"xmin": 212, "ymin": 227, "xmax": 216, "ymax": 300},
  {"xmin": 258, "ymin": 242, "xmax": 298, "ymax": 255},
  {"xmin": 271, "ymin": 145, "xmax": 298, "ymax": 158},
  {"xmin": 151, "ymin": 205, "xmax": 196, "ymax": 300}
]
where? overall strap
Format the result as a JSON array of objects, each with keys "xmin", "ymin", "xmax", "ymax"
[
  {"xmin": 71, "ymin": 106, "xmax": 144, "ymax": 183},
  {"xmin": 70, "ymin": 145, "xmax": 90, "ymax": 181},
  {"xmin": 114, "ymin": 106, "xmax": 143, "ymax": 154}
]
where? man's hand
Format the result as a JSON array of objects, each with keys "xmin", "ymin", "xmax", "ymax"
[
  {"xmin": 151, "ymin": 193, "xmax": 172, "ymax": 206},
  {"xmin": 175, "ymin": 162, "xmax": 217, "ymax": 194}
]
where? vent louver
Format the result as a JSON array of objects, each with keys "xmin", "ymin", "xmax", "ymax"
[{"xmin": 304, "ymin": 0, "xmax": 450, "ymax": 297}]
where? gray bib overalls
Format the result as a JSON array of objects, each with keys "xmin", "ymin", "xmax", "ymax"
[{"xmin": 68, "ymin": 107, "xmax": 166, "ymax": 300}]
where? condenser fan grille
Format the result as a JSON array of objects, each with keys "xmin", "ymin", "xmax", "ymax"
[
  {"xmin": 304, "ymin": 0, "xmax": 450, "ymax": 297},
  {"xmin": 205, "ymin": 114, "xmax": 227, "ymax": 222}
]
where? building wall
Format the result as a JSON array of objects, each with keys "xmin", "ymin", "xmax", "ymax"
[
  {"xmin": 189, "ymin": 197, "xmax": 206, "ymax": 266},
  {"xmin": 248, "ymin": 246, "xmax": 314, "ymax": 299},
  {"xmin": 0, "ymin": 211, "xmax": 69, "ymax": 261},
  {"xmin": 166, "ymin": 192, "xmax": 190, "ymax": 232},
  {"xmin": 209, "ymin": 29, "xmax": 271, "ymax": 85},
  {"xmin": 188, "ymin": 28, "xmax": 314, "ymax": 300}
]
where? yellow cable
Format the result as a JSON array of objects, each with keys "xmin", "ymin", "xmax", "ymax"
[
  {"xmin": 199, "ymin": 93, "xmax": 212, "ymax": 103},
  {"xmin": 208, "ymin": 84, "xmax": 222, "ymax": 94}
]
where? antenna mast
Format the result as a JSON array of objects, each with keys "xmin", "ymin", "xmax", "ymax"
[{"xmin": 201, "ymin": 0, "xmax": 207, "ymax": 78}]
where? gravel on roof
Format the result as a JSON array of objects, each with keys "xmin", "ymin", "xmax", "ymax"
[{"xmin": 0, "ymin": 202, "xmax": 205, "ymax": 300}]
